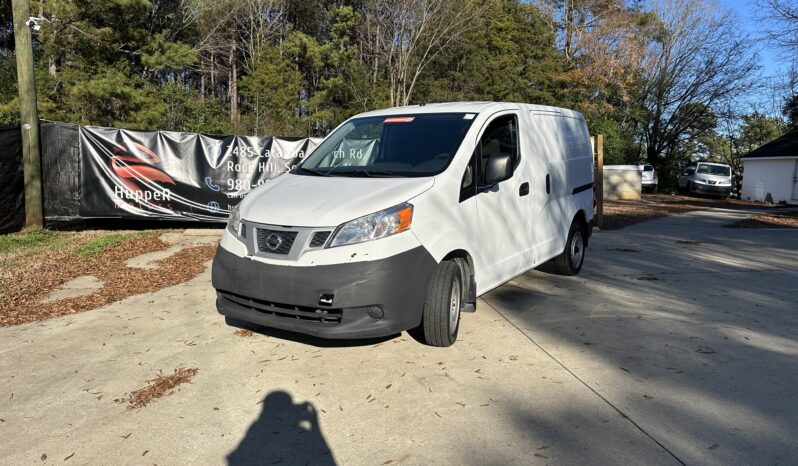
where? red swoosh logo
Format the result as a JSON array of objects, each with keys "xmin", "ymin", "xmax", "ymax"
[{"xmin": 110, "ymin": 143, "xmax": 175, "ymax": 193}]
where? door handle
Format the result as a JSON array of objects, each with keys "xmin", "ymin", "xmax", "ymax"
[
  {"xmin": 519, "ymin": 182, "xmax": 529, "ymax": 196},
  {"xmin": 546, "ymin": 174, "xmax": 551, "ymax": 194}
]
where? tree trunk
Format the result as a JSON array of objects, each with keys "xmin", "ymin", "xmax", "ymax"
[
  {"xmin": 199, "ymin": 54, "xmax": 205, "ymax": 99},
  {"xmin": 229, "ymin": 38, "xmax": 238, "ymax": 122},
  {"xmin": 210, "ymin": 52, "xmax": 216, "ymax": 98}
]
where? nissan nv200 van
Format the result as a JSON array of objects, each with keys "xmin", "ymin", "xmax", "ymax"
[
  {"xmin": 212, "ymin": 102, "xmax": 595, "ymax": 346},
  {"xmin": 678, "ymin": 162, "xmax": 732, "ymax": 198}
]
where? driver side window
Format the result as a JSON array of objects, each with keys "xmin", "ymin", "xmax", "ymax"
[{"xmin": 477, "ymin": 114, "xmax": 520, "ymax": 185}]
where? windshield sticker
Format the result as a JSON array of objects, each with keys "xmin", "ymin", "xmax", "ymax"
[
  {"xmin": 464, "ymin": 114, "xmax": 476, "ymax": 120},
  {"xmin": 384, "ymin": 116, "xmax": 415, "ymax": 123}
]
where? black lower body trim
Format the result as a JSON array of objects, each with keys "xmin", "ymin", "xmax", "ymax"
[
  {"xmin": 211, "ymin": 245, "xmax": 438, "ymax": 339},
  {"xmin": 572, "ymin": 182, "xmax": 594, "ymax": 195}
]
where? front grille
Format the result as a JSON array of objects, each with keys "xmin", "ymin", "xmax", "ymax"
[
  {"xmin": 219, "ymin": 291, "xmax": 342, "ymax": 324},
  {"xmin": 256, "ymin": 229, "xmax": 298, "ymax": 254},
  {"xmin": 240, "ymin": 224, "xmax": 247, "ymax": 239},
  {"xmin": 309, "ymin": 231, "xmax": 331, "ymax": 248}
]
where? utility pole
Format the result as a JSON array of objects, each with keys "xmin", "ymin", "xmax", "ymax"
[{"xmin": 12, "ymin": 0, "xmax": 43, "ymax": 228}]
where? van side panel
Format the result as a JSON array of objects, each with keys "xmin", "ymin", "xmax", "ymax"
[{"xmin": 527, "ymin": 110, "xmax": 594, "ymax": 264}]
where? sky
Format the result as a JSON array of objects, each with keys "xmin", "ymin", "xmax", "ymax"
[
  {"xmin": 723, "ymin": 0, "xmax": 779, "ymax": 73},
  {"xmin": 722, "ymin": 0, "xmax": 788, "ymax": 114}
]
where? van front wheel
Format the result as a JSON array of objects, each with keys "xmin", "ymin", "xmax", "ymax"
[
  {"xmin": 416, "ymin": 260, "xmax": 462, "ymax": 347},
  {"xmin": 553, "ymin": 221, "xmax": 586, "ymax": 276}
]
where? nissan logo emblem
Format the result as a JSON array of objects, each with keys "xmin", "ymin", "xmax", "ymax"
[{"xmin": 265, "ymin": 232, "xmax": 283, "ymax": 251}]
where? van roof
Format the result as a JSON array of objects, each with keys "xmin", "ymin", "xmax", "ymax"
[
  {"xmin": 696, "ymin": 161, "xmax": 731, "ymax": 167},
  {"xmin": 355, "ymin": 101, "xmax": 585, "ymax": 120}
]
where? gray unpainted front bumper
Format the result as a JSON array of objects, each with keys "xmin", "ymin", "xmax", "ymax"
[
  {"xmin": 692, "ymin": 184, "xmax": 731, "ymax": 196},
  {"xmin": 211, "ymin": 246, "xmax": 439, "ymax": 339}
]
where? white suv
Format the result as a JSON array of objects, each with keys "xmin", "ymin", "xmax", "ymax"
[{"xmin": 640, "ymin": 164, "xmax": 658, "ymax": 193}]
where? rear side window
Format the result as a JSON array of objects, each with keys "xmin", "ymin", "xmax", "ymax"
[{"xmin": 476, "ymin": 114, "xmax": 520, "ymax": 184}]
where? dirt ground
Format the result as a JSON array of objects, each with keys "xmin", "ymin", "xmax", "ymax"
[
  {"xmin": 725, "ymin": 210, "xmax": 798, "ymax": 229},
  {"xmin": 601, "ymin": 194, "xmax": 782, "ymax": 230},
  {"xmin": 0, "ymin": 229, "xmax": 218, "ymax": 326}
]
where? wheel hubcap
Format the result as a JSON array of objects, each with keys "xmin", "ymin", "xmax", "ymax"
[
  {"xmin": 570, "ymin": 231, "xmax": 584, "ymax": 268},
  {"xmin": 449, "ymin": 278, "xmax": 460, "ymax": 334}
]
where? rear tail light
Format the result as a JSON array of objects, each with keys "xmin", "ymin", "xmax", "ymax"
[{"xmin": 653, "ymin": 169, "xmax": 657, "ymax": 179}]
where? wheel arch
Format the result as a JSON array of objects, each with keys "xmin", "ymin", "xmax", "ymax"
[
  {"xmin": 573, "ymin": 209, "xmax": 590, "ymax": 246},
  {"xmin": 441, "ymin": 249, "xmax": 477, "ymax": 306}
]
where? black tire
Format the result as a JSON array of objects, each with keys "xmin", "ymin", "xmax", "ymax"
[
  {"xmin": 553, "ymin": 220, "xmax": 587, "ymax": 276},
  {"xmin": 652, "ymin": 185, "xmax": 658, "ymax": 194},
  {"xmin": 416, "ymin": 260, "xmax": 462, "ymax": 347}
]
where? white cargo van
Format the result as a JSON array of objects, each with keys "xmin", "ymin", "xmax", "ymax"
[{"xmin": 212, "ymin": 102, "xmax": 594, "ymax": 346}]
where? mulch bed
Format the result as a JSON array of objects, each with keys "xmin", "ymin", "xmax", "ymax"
[
  {"xmin": 726, "ymin": 211, "xmax": 798, "ymax": 229},
  {"xmin": 0, "ymin": 234, "xmax": 217, "ymax": 326},
  {"xmin": 601, "ymin": 194, "xmax": 784, "ymax": 230}
]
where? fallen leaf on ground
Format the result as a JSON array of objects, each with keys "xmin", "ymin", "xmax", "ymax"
[{"xmin": 127, "ymin": 368, "xmax": 198, "ymax": 410}]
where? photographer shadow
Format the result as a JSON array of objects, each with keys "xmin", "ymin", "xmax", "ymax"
[{"xmin": 228, "ymin": 391, "xmax": 336, "ymax": 466}]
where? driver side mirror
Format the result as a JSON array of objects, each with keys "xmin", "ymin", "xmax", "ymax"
[{"xmin": 484, "ymin": 153, "xmax": 513, "ymax": 185}]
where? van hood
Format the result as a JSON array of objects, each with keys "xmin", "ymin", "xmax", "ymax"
[{"xmin": 240, "ymin": 173, "xmax": 434, "ymax": 227}]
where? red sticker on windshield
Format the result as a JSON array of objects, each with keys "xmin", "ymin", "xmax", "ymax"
[{"xmin": 384, "ymin": 117, "xmax": 415, "ymax": 123}]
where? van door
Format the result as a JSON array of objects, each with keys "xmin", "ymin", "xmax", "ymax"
[{"xmin": 473, "ymin": 113, "xmax": 532, "ymax": 291}]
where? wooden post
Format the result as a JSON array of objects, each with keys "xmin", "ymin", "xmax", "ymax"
[
  {"xmin": 12, "ymin": 0, "xmax": 43, "ymax": 228},
  {"xmin": 596, "ymin": 134, "xmax": 604, "ymax": 229}
]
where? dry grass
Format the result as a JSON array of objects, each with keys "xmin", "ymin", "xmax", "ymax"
[
  {"xmin": 601, "ymin": 194, "xmax": 784, "ymax": 230},
  {"xmin": 126, "ymin": 368, "xmax": 199, "ymax": 410},
  {"xmin": 233, "ymin": 328, "xmax": 255, "ymax": 337},
  {"xmin": 0, "ymin": 230, "xmax": 217, "ymax": 326},
  {"xmin": 726, "ymin": 211, "xmax": 798, "ymax": 229}
]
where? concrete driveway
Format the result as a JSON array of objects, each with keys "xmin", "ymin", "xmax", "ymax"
[{"xmin": 1, "ymin": 208, "xmax": 796, "ymax": 465}]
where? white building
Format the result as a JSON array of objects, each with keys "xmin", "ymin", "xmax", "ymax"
[{"xmin": 741, "ymin": 133, "xmax": 798, "ymax": 204}]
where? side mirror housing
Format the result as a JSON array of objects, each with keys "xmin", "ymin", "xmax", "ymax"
[{"xmin": 484, "ymin": 153, "xmax": 513, "ymax": 185}]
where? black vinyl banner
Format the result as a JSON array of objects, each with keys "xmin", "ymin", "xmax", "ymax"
[
  {"xmin": 79, "ymin": 126, "xmax": 321, "ymax": 221},
  {"xmin": 0, "ymin": 125, "xmax": 24, "ymax": 233}
]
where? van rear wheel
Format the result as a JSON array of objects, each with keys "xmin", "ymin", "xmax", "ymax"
[
  {"xmin": 553, "ymin": 220, "xmax": 586, "ymax": 276},
  {"xmin": 416, "ymin": 260, "xmax": 462, "ymax": 347}
]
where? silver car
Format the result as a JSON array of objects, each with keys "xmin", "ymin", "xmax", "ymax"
[{"xmin": 677, "ymin": 162, "xmax": 732, "ymax": 198}]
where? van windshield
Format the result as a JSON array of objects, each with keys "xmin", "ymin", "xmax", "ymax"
[
  {"xmin": 297, "ymin": 113, "xmax": 475, "ymax": 177},
  {"xmin": 697, "ymin": 164, "xmax": 731, "ymax": 176}
]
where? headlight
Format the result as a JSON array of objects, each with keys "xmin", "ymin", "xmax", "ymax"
[
  {"xmin": 227, "ymin": 204, "xmax": 242, "ymax": 236},
  {"xmin": 329, "ymin": 203, "xmax": 413, "ymax": 248}
]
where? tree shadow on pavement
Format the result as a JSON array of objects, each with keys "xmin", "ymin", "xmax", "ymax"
[{"xmin": 228, "ymin": 391, "xmax": 336, "ymax": 466}]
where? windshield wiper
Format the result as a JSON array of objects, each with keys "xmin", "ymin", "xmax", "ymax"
[
  {"xmin": 298, "ymin": 167, "xmax": 333, "ymax": 177},
  {"xmin": 329, "ymin": 169, "xmax": 403, "ymax": 177}
]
